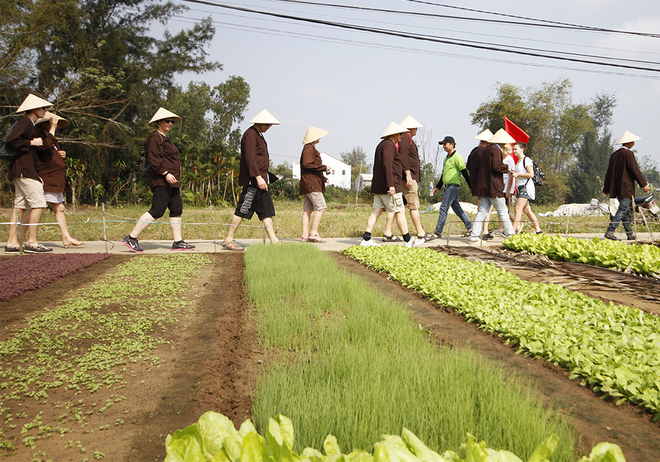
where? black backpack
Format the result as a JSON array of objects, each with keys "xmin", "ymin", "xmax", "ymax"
[
  {"xmin": 0, "ymin": 122, "xmax": 22, "ymax": 162},
  {"xmin": 138, "ymin": 149, "xmax": 151, "ymax": 173},
  {"xmin": 524, "ymin": 157, "xmax": 545, "ymax": 186}
]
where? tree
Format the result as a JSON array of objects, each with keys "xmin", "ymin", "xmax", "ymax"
[
  {"xmin": 471, "ymin": 79, "xmax": 596, "ymax": 203},
  {"xmin": 340, "ymin": 145, "xmax": 370, "ymax": 189}
]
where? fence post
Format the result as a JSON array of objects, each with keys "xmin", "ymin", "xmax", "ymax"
[
  {"xmin": 565, "ymin": 214, "xmax": 570, "ymax": 237},
  {"xmin": 16, "ymin": 209, "xmax": 23, "ymax": 256},
  {"xmin": 102, "ymin": 204, "xmax": 108, "ymax": 253}
]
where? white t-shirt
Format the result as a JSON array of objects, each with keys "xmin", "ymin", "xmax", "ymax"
[
  {"xmin": 515, "ymin": 156, "xmax": 536, "ymax": 201},
  {"xmin": 503, "ymin": 156, "xmax": 516, "ymax": 193}
]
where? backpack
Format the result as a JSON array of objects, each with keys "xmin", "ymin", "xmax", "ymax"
[
  {"xmin": 524, "ymin": 157, "xmax": 545, "ymax": 186},
  {"xmin": 138, "ymin": 149, "xmax": 151, "ymax": 173},
  {"xmin": 0, "ymin": 122, "xmax": 22, "ymax": 162}
]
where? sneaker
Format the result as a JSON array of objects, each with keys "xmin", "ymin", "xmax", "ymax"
[
  {"xmin": 403, "ymin": 238, "xmax": 414, "ymax": 248},
  {"xmin": 23, "ymin": 243, "xmax": 52, "ymax": 253},
  {"xmin": 360, "ymin": 239, "xmax": 380, "ymax": 247},
  {"xmin": 604, "ymin": 232, "xmax": 619, "ymax": 241},
  {"xmin": 469, "ymin": 237, "xmax": 481, "ymax": 244},
  {"xmin": 172, "ymin": 240, "xmax": 196, "ymax": 251},
  {"xmin": 491, "ymin": 229, "xmax": 503, "ymax": 236},
  {"xmin": 122, "ymin": 235, "xmax": 143, "ymax": 253},
  {"xmin": 482, "ymin": 233, "xmax": 494, "ymax": 240},
  {"xmin": 413, "ymin": 237, "xmax": 425, "ymax": 248},
  {"xmin": 626, "ymin": 234, "xmax": 636, "ymax": 241}
]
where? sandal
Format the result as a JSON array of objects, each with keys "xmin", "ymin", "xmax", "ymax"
[
  {"xmin": 308, "ymin": 234, "xmax": 326, "ymax": 243},
  {"xmin": 64, "ymin": 239, "xmax": 84, "ymax": 248},
  {"xmin": 221, "ymin": 241, "xmax": 244, "ymax": 251},
  {"xmin": 382, "ymin": 235, "xmax": 402, "ymax": 242},
  {"xmin": 301, "ymin": 236, "xmax": 309, "ymax": 242}
]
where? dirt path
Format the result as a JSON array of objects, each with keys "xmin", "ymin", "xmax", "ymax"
[{"xmin": 330, "ymin": 251, "xmax": 660, "ymax": 462}]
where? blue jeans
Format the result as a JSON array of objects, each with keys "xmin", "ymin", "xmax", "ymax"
[
  {"xmin": 607, "ymin": 197, "xmax": 633, "ymax": 235},
  {"xmin": 471, "ymin": 197, "xmax": 514, "ymax": 238},
  {"xmin": 434, "ymin": 184, "xmax": 472, "ymax": 236}
]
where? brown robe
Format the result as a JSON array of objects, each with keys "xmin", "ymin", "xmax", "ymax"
[
  {"xmin": 465, "ymin": 144, "xmax": 484, "ymax": 196},
  {"xmin": 146, "ymin": 131, "xmax": 181, "ymax": 189},
  {"xmin": 471, "ymin": 143, "xmax": 509, "ymax": 198},
  {"xmin": 299, "ymin": 143, "xmax": 327, "ymax": 194},
  {"xmin": 603, "ymin": 147, "xmax": 646, "ymax": 199},
  {"xmin": 371, "ymin": 138, "xmax": 402, "ymax": 194},
  {"xmin": 239, "ymin": 126, "xmax": 270, "ymax": 187},
  {"xmin": 5, "ymin": 117, "xmax": 44, "ymax": 181},
  {"xmin": 36, "ymin": 131, "xmax": 68, "ymax": 193},
  {"xmin": 399, "ymin": 133, "xmax": 420, "ymax": 182}
]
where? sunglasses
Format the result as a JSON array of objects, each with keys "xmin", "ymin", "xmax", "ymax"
[{"xmin": 163, "ymin": 119, "xmax": 175, "ymax": 124}]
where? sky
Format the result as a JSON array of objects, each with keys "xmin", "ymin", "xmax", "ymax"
[{"xmin": 161, "ymin": 0, "xmax": 660, "ymax": 177}]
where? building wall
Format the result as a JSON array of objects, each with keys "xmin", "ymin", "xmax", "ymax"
[{"xmin": 292, "ymin": 152, "xmax": 352, "ymax": 190}]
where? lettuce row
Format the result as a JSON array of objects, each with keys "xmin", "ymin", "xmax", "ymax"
[
  {"xmin": 164, "ymin": 411, "xmax": 624, "ymax": 462},
  {"xmin": 503, "ymin": 233, "xmax": 660, "ymax": 275},
  {"xmin": 342, "ymin": 246, "xmax": 660, "ymax": 417}
]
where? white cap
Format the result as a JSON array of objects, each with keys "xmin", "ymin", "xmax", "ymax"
[
  {"xmin": 474, "ymin": 129, "xmax": 493, "ymax": 141},
  {"xmin": 148, "ymin": 107, "xmax": 181, "ymax": 126},
  {"xmin": 488, "ymin": 128, "xmax": 516, "ymax": 144},
  {"xmin": 249, "ymin": 109, "xmax": 280, "ymax": 125},
  {"xmin": 381, "ymin": 122, "xmax": 409, "ymax": 139},
  {"xmin": 302, "ymin": 126, "xmax": 328, "ymax": 145},
  {"xmin": 617, "ymin": 130, "xmax": 641, "ymax": 145},
  {"xmin": 16, "ymin": 94, "xmax": 53, "ymax": 113}
]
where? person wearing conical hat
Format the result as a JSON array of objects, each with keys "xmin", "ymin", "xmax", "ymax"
[
  {"xmin": 382, "ymin": 115, "xmax": 431, "ymax": 244},
  {"xmin": 428, "ymin": 136, "xmax": 473, "ymax": 240},
  {"xmin": 5, "ymin": 93, "xmax": 54, "ymax": 253},
  {"xmin": 359, "ymin": 122, "xmax": 418, "ymax": 248},
  {"xmin": 222, "ymin": 109, "xmax": 281, "ymax": 250},
  {"xmin": 34, "ymin": 112, "xmax": 84, "ymax": 248},
  {"xmin": 299, "ymin": 126, "xmax": 329, "ymax": 243},
  {"xmin": 469, "ymin": 128, "xmax": 516, "ymax": 243},
  {"xmin": 602, "ymin": 131, "xmax": 648, "ymax": 241},
  {"xmin": 121, "ymin": 107, "xmax": 196, "ymax": 253}
]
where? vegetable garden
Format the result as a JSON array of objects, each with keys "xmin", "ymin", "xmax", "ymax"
[{"xmin": 1, "ymin": 241, "xmax": 660, "ymax": 461}]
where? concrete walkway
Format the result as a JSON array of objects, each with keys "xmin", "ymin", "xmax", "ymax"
[{"xmin": 3, "ymin": 231, "xmax": 655, "ymax": 255}]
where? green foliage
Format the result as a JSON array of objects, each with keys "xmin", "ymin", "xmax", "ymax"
[
  {"xmin": 166, "ymin": 411, "xmax": 619, "ymax": 462},
  {"xmin": 344, "ymin": 245, "xmax": 660, "ymax": 419},
  {"xmin": 340, "ymin": 146, "xmax": 370, "ymax": 189},
  {"xmin": 503, "ymin": 233, "xmax": 660, "ymax": 276}
]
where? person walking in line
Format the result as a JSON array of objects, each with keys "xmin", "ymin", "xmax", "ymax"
[
  {"xmin": 508, "ymin": 142, "xmax": 542, "ymax": 234},
  {"xmin": 299, "ymin": 126, "xmax": 329, "ymax": 243},
  {"xmin": 484, "ymin": 143, "xmax": 516, "ymax": 239},
  {"xmin": 470, "ymin": 129, "xmax": 516, "ymax": 244},
  {"xmin": 122, "ymin": 107, "xmax": 196, "ymax": 253},
  {"xmin": 429, "ymin": 136, "xmax": 472, "ymax": 239},
  {"xmin": 35, "ymin": 112, "xmax": 84, "ymax": 248},
  {"xmin": 383, "ymin": 115, "xmax": 430, "ymax": 243},
  {"xmin": 603, "ymin": 130, "xmax": 648, "ymax": 241},
  {"xmin": 4, "ymin": 94, "xmax": 53, "ymax": 253},
  {"xmin": 360, "ymin": 122, "xmax": 417, "ymax": 248},
  {"xmin": 222, "ymin": 109, "xmax": 281, "ymax": 250}
]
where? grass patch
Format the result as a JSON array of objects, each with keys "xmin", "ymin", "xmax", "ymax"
[{"xmin": 245, "ymin": 244, "xmax": 578, "ymax": 460}]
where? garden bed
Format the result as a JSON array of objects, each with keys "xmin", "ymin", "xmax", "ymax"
[{"xmin": 1, "ymin": 251, "xmax": 660, "ymax": 461}]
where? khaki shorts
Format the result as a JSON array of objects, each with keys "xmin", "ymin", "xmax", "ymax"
[
  {"xmin": 13, "ymin": 178, "xmax": 46, "ymax": 209},
  {"xmin": 303, "ymin": 192, "xmax": 327, "ymax": 211},
  {"xmin": 401, "ymin": 179, "xmax": 420, "ymax": 211},
  {"xmin": 372, "ymin": 192, "xmax": 405, "ymax": 213}
]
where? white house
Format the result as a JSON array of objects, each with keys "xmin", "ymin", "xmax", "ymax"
[
  {"xmin": 292, "ymin": 152, "xmax": 352, "ymax": 190},
  {"xmin": 354, "ymin": 173, "xmax": 373, "ymax": 191}
]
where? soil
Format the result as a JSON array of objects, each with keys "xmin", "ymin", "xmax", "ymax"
[{"xmin": 1, "ymin": 248, "xmax": 660, "ymax": 461}]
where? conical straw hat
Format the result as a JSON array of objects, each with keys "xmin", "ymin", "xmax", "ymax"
[
  {"xmin": 249, "ymin": 109, "xmax": 280, "ymax": 125},
  {"xmin": 381, "ymin": 122, "xmax": 409, "ymax": 139},
  {"xmin": 16, "ymin": 94, "xmax": 53, "ymax": 113},
  {"xmin": 148, "ymin": 107, "xmax": 181, "ymax": 126},
  {"xmin": 35, "ymin": 111, "xmax": 69, "ymax": 129},
  {"xmin": 400, "ymin": 115, "xmax": 423, "ymax": 129},
  {"xmin": 302, "ymin": 126, "xmax": 328, "ymax": 145},
  {"xmin": 488, "ymin": 128, "xmax": 516, "ymax": 144},
  {"xmin": 474, "ymin": 129, "xmax": 493, "ymax": 141},
  {"xmin": 617, "ymin": 130, "xmax": 641, "ymax": 145}
]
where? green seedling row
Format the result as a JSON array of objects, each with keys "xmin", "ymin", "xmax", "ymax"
[
  {"xmin": 503, "ymin": 233, "xmax": 660, "ymax": 276},
  {"xmin": 342, "ymin": 245, "xmax": 660, "ymax": 419}
]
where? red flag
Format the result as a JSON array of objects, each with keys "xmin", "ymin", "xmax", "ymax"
[{"xmin": 504, "ymin": 117, "xmax": 529, "ymax": 143}]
